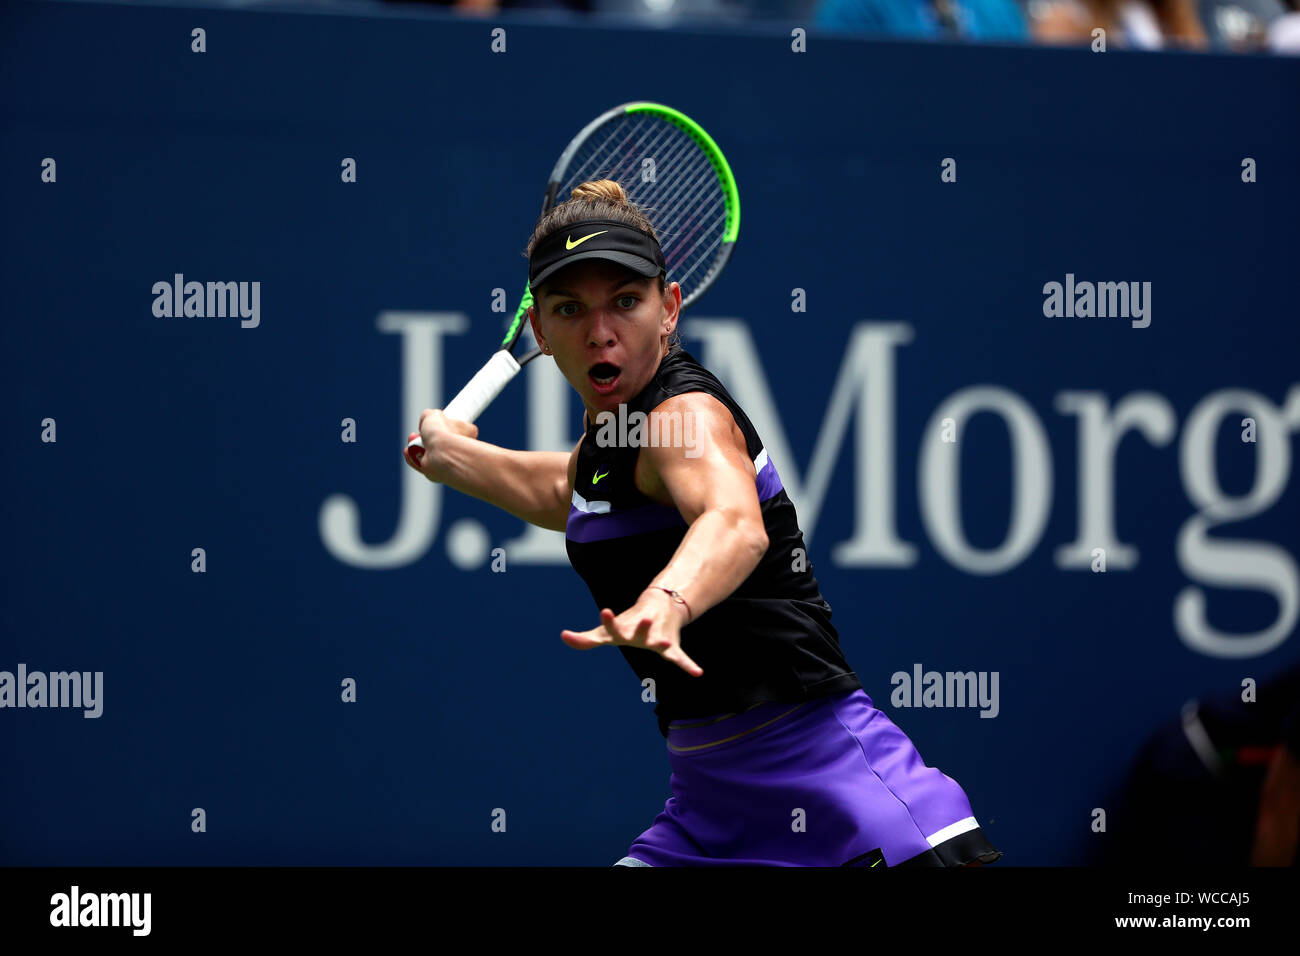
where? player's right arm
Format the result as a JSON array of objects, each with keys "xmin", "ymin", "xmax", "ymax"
[{"xmin": 404, "ymin": 408, "xmax": 580, "ymax": 533}]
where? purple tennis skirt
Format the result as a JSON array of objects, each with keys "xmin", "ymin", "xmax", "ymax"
[{"xmin": 617, "ymin": 687, "xmax": 1002, "ymax": 867}]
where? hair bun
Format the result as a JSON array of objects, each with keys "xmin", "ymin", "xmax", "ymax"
[{"xmin": 569, "ymin": 179, "xmax": 629, "ymax": 206}]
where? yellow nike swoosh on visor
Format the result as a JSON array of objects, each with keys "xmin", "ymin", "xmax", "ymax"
[{"xmin": 566, "ymin": 231, "xmax": 607, "ymax": 250}]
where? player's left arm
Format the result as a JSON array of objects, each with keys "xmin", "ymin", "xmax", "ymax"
[
  {"xmin": 639, "ymin": 392, "xmax": 770, "ymax": 618},
  {"xmin": 558, "ymin": 393, "xmax": 768, "ymax": 676}
]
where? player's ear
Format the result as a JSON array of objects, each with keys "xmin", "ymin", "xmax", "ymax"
[
  {"xmin": 527, "ymin": 307, "xmax": 551, "ymax": 355},
  {"xmin": 662, "ymin": 278, "xmax": 680, "ymax": 322},
  {"xmin": 661, "ymin": 282, "xmax": 679, "ymax": 335}
]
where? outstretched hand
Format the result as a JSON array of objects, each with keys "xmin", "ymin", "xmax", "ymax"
[{"xmin": 561, "ymin": 591, "xmax": 702, "ymax": 677}]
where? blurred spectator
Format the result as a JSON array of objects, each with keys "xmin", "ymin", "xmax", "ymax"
[
  {"xmin": 1154, "ymin": 0, "xmax": 1212, "ymax": 44},
  {"xmin": 1022, "ymin": 0, "xmax": 1208, "ymax": 48},
  {"xmin": 1198, "ymin": 0, "xmax": 1287, "ymax": 50},
  {"xmin": 383, "ymin": 0, "xmax": 592, "ymax": 15},
  {"xmin": 814, "ymin": 0, "xmax": 1030, "ymax": 40},
  {"xmin": 1269, "ymin": 0, "xmax": 1300, "ymax": 49},
  {"xmin": 383, "ymin": 0, "xmax": 754, "ymax": 19},
  {"xmin": 1106, "ymin": 665, "xmax": 1300, "ymax": 867},
  {"xmin": 165, "ymin": 0, "xmax": 1300, "ymax": 50},
  {"xmin": 586, "ymin": 0, "xmax": 749, "ymax": 22}
]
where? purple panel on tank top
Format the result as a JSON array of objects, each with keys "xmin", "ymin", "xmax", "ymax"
[
  {"xmin": 567, "ymin": 501, "xmax": 688, "ymax": 543},
  {"xmin": 755, "ymin": 455, "xmax": 784, "ymax": 503},
  {"xmin": 567, "ymin": 455, "xmax": 784, "ymax": 543}
]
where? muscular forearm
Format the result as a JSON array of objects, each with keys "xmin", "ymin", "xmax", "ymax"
[
  {"xmin": 647, "ymin": 508, "xmax": 768, "ymax": 621},
  {"xmin": 434, "ymin": 433, "xmax": 570, "ymax": 531}
]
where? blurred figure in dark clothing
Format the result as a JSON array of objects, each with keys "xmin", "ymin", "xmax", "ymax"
[{"xmin": 1107, "ymin": 665, "xmax": 1300, "ymax": 867}]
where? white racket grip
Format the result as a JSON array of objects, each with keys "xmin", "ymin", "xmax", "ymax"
[{"xmin": 407, "ymin": 349, "xmax": 522, "ymax": 448}]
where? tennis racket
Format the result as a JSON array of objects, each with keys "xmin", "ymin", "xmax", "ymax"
[{"xmin": 407, "ymin": 100, "xmax": 740, "ymax": 464}]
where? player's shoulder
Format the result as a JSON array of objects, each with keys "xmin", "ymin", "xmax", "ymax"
[
  {"xmin": 649, "ymin": 354, "xmax": 762, "ymax": 465},
  {"xmin": 649, "ymin": 389, "xmax": 732, "ymax": 422},
  {"xmin": 643, "ymin": 391, "xmax": 747, "ymax": 466}
]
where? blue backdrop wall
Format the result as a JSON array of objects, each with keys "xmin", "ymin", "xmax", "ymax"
[{"xmin": 2, "ymin": 0, "xmax": 1298, "ymax": 865}]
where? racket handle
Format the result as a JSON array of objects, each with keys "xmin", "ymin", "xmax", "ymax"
[{"xmin": 407, "ymin": 349, "xmax": 522, "ymax": 449}]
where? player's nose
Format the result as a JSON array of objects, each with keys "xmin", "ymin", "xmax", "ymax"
[{"xmin": 586, "ymin": 310, "xmax": 617, "ymax": 346}]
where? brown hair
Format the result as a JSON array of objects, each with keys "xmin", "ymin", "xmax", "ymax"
[{"xmin": 526, "ymin": 179, "xmax": 679, "ymax": 352}]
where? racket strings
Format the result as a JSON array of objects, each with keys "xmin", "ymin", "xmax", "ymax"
[
  {"xmin": 632, "ymin": 137, "xmax": 709, "ymax": 230},
  {"xmin": 655, "ymin": 166, "xmax": 726, "ymax": 256},
  {"xmin": 566, "ymin": 118, "xmax": 714, "ymax": 233},
  {"xmin": 563, "ymin": 116, "xmax": 657, "ymax": 196},
  {"xmin": 650, "ymin": 182, "xmax": 727, "ymax": 300},
  {"xmin": 558, "ymin": 116, "xmax": 730, "ymax": 305},
  {"xmin": 631, "ymin": 128, "xmax": 728, "ymax": 297},
  {"xmin": 626, "ymin": 124, "xmax": 718, "ymax": 232}
]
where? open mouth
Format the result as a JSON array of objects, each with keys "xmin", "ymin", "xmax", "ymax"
[{"xmin": 588, "ymin": 362, "xmax": 621, "ymax": 392}]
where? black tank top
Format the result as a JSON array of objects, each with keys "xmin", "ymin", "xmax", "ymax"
[{"xmin": 565, "ymin": 346, "xmax": 862, "ymax": 737}]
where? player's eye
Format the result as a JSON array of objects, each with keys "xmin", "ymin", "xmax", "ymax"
[
  {"xmin": 617, "ymin": 294, "xmax": 639, "ymax": 309},
  {"xmin": 555, "ymin": 302, "xmax": 580, "ymax": 317}
]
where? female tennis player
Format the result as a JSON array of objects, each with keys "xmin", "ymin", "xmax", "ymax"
[{"xmin": 404, "ymin": 180, "xmax": 1001, "ymax": 868}]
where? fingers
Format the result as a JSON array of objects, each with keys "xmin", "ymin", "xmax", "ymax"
[
  {"xmin": 439, "ymin": 413, "xmax": 478, "ymax": 439},
  {"xmin": 564, "ymin": 608, "xmax": 702, "ymax": 676},
  {"xmin": 663, "ymin": 646, "xmax": 704, "ymax": 677},
  {"xmin": 449, "ymin": 418, "xmax": 479, "ymax": 440},
  {"xmin": 418, "ymin": 408, "xmax": 479, "ymax": 441},
  {"xmin": 560, "ymin": 627, "xmax": 605, "ymax": 650},
  {"xmin": 409, "ymin": 411, "xmax": 478, "ymax": 480},
  {"xmin": 564, "ymin": 609, "xmax": 651, "ymax": 651},
  {"xmin": 601, "ymin": 607, "xmax": 650, "ymax": 644}
]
